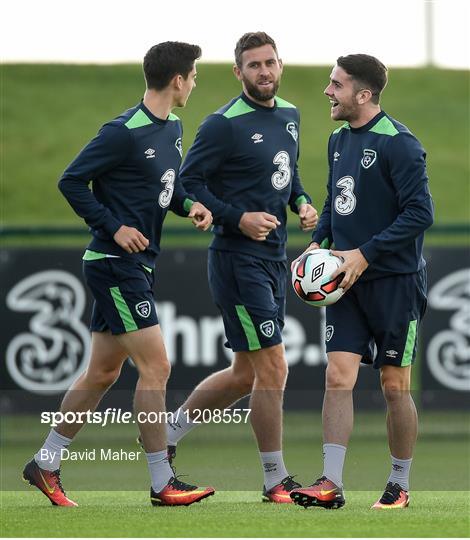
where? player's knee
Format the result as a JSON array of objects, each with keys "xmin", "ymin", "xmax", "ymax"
[
  {"xmin": 381, "ymin": 371, "xmax": 410, "ymax": 402},
  {"xmin": 85, "ymin": 366, "xmax": 122, "ymax": 390},
  {"xmin": 137, "ymin": 359, "xmax": 171, "ymax": 387},
  {"xmin": 254, "ymin": 356, "xmax": 288, "ymax": 388},
  {"xmin": 325, "ymin": 362, "xmax": 353, "ymax": 390},
  {"xmin": 233, "ymin": 369, "xmax": 255, "ymax": 394}
]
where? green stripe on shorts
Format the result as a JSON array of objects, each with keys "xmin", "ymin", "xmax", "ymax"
[
  {"xmin": 235, "ymin": 305, "xmax": 261, "ymax": 351},
  {"xmin": 401, "ymin": 319, "xmax": 417, "ymax": 367},
  {"xmin": 83, "ymin": 249, "xmax": 108, "ymax": 261},
  {"xmin": 109, "ymin": 287, "xmax": 138, "ymax": 332}
]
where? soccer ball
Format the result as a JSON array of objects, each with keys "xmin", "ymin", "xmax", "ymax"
[{"xmin": 291, "ymin": 249, "xmax": 344, "ymax": 307}]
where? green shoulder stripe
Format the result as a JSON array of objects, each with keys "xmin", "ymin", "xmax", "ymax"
[
  {"xmin": 333, "ymin": 123, "xmax": 350, "ymax": 134},
  {"xmin": 369, "ymin": 116, "xmax": 399, "ymax": 136},
  {"xmin": 124, "ymin": 109, "xmax": 153, "ymax": 130},
  {"xmin": 223, "ymin": 98, "xmax": 255, "ymax": 119},
  {"xmin": 275, "ymin": 96, "xmax": 296, "ymax": 108}
]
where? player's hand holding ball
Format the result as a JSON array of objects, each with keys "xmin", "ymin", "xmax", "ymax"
[{"xmin": 330, "ymin": 248, "xmax": 369, "ymax": 292}]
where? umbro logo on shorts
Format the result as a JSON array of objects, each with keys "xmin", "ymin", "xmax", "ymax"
[
  {"xmin": 260, "ymin": 320, "xmax": 275, "ymax": 338},
  {"xmin": 135, "ymin": 301, "xmax": 151, "ymax": 318}
]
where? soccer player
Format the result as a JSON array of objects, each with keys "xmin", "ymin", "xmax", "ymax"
[
  {"xmin": 290, "ymin": 54, "xmax": 434, "ymax": 509},
  {"xmin": 163, "ymin": 32, "xmax": 318, "ymax": 503},
  {"xmin": 22, "ymin": 42, "xmax": 215, "ymax": 507}
]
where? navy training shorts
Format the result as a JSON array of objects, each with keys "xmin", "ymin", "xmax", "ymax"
[
  {"xmin": 208, "ymin": 249, "xmax": 286, "ymax": 352},
  {"xmin": 325, "ymin": 268, "xmax": 427, "ymax": 369},
  {"xmin": 83, "ymin": 257, "xmax": 158, "ymax": 335}
]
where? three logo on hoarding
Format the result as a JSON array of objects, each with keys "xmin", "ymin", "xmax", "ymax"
[
  {"xmin": 426, "ymin": 268, "xmax": 470, "ymax": 392},
  {"xmin": 5, "ymin": 270, "xmax": 90, "ymax": 394}
]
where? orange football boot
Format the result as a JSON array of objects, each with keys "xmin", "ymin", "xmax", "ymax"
[
  {"xmin": 263, "ymin": 476, "xmax": 302, "ymax": 503},
  {"xmin": 371, "ymin": 482, "xmax": 410, "ymax": 509},
  {"xmin": 290, "ymin": 476, "xmax": 345, "ymax": 509},
  {"xmin": 150, "ymin": 476, "xmax": 215, "ymax": 506},
  {"xmin": 23, "ymin": 459, "xmax": 77, "ymax": 507}
]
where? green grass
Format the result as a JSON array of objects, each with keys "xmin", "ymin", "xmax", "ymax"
[
  {"xmin": 1, "ymin": 490, "xmax": 469, "ymax": 538},
  {"xmin": 1, "ymin": 412, "xmax": 469, "ymax": 537},
  {"xmin": 2, "ymin": 64, "xmax": 469, "ymax": 228}
]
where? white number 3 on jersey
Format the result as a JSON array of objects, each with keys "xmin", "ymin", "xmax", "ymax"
[
  {"xmin": 271, "ymin": 151, "xmax": 291, "ymax": 190},
  {"xmin": 334, "ymin": 175, "xmax": 356, "ymax": 215},
  {"xmin": 158, "ymin": 169, "xmax": 175, "ymax": 208}
]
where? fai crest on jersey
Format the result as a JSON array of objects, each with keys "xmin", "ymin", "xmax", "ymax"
[
  {"xmin": 286, "ymin": 122, "xmax": 298, "ymax": 142},
  {"xmin": 361, "ymin": 148, "xmax": 377, "ymax": 169},
  {"xmin": 260, "ymin": 320, "xmax": 275, "ymax": 338},
  {"xmin": 175, "ymin": 138, "xmax": 183, "ymax": 157},
  {"xmin": 135, "ymin": 301, "xmax": 151, "ymax": 319}
]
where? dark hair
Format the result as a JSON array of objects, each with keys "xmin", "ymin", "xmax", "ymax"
[
  {"xmin": 143, "ymin": 41, "xmax": 201, "ymax": 90},
  {"xmin": 234, "ymin": 32, "xmax": 278, "ymax": 68},
  {"xmin": 336, "ymin": 54, "xmax": 388, "ymax": 104}
]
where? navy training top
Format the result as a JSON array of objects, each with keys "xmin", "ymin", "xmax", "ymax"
[
  {"xmin": 313, "ymin": 111, "xmax": 434, "ymax": 280},
  {"xmin": 58, "ymin": 102, "xmax": 194, "ymax": 268},
  {"xmin": 180, "ymin": 92, "xmax": 312, "ymax": 261}
]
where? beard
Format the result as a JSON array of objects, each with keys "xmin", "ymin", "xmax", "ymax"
[
  {"xmin": 243, "ymin": 76, "xmax": 280, "ymax": 102},
  {"xmin": 332, "ymin": 102, "xmax": 360, "ymax": 123}
]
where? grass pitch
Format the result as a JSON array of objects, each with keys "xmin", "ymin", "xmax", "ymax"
[
  {"xmin": 1, "ymin": 412, "xmax": 469, "ymax": 537},
  {"xmin": 1, "ymin": 490, "xmax": 469, "ymax": 538}
]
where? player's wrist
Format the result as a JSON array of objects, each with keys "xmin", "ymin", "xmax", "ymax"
[{"xmin": 183, "ymin": 198, "xmax": 195, "ymax": 213}]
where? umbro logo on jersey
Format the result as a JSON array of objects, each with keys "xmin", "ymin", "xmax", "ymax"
[
  {"xmin": 334, "ymin": 152, "xmax": 340, "ymax": 162},
  {"xmin": 144, "ymin": 148, "xmax": 156, "ymax": 159},
  {"xmin": 251, "ymin": 133, "xmax": 264, "ymax": 144},
  {"xmin": 361, "ymin": 148, "xmax": 377, "ymax": 169},
  {"xmin": 386, "ymin": 349, "xmax": 398, "ymax": 358}
]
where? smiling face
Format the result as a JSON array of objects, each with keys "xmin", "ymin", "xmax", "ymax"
[
  {"xmin": 234, "ymin": 44, "xmax": 283, "ymax": 106},
  {"xmin": 324, "ymin": 64, "xmax": 381, "ymax": 127},
  {"xmin": 324, "ymin": 65, "xmax": 362, "ymax": 123}
]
